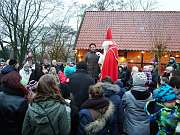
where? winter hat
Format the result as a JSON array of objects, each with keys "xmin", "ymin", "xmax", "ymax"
[
  {"xmin": 64, "ymin": 65, "xmax": 76, "ymax": 77},
  {"xmin": 105, "ymin": 27, "xmax": 112, "ymax": 40},
  {"xmin": 132, "ymin": 72, "xmax": 147, "ymax": 86},
  {"xmin": 143, "ymin": 65, "xmax": 152, "ymax": 72},
  {"xmin": 153, "ymin": 83, "xmax": 176, "ymax": 102},
  {"xmin": 170, "ymin": 57, "xmax": 176, "ymax": 61},
  {"xmin": 166, "ymin": 66, "xmax": 174, "ymax": 73}
]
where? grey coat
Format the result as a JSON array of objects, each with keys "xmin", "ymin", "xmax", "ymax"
[
  {"xmin": 85, "ymin": 52, "xmax": 100, "ymax": 79},
  {"xmin": 122, "ymin": 86, "xmax": 152, "ymax": 135}
]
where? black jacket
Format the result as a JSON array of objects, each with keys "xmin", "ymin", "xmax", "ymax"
[
  {"xmin": 68, "ymin": 69, "xmax": 95, "ymax": 135},
  {"xmin": 0, "ymin": 87, "xmax": 28, "ymax": 135},
  {"xmin": 68, "ymin": 69, "xmax": 95, "ymax": 108}
]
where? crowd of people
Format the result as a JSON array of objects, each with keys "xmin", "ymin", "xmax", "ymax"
[
  {"xmin": 0, "ymin": 28, "xmax": 180, "ymax": 135},
  {"xmin": 0, "ymin": 48, "xmax": 179, "ymax": 135}
]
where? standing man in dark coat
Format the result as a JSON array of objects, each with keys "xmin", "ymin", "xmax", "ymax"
[
  {"xmin": 85, "ymin": 43, "xmax": 100, "ymax": 82},
  {"xmin": 67, "ymin": 61, "xmax": 95, "ymax": 135}
]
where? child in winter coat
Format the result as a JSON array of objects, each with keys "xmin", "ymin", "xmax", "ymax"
[
  {"xmin": 145, "ymin": 83, "xmax": 180, "ymax": 135},
  {"xmin": 77, "ymin": 82, "xmax": 115, "ymax": 135}
]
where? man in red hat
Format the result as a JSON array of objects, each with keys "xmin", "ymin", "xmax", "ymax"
[{"xmin": 99, "ymin": 28, "xmax": 118, "ymax": 82}]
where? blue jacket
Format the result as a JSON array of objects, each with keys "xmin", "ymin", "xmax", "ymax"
[
  {"xmin": 1, "ymin": 65, "xmax": 16, "ymax": 74},
  {"xmin": 122, "ymin": 86, "xmax": 152, "ymax": 135},
  {"xmin": 77, "ymin": 101, "xmax": 115, "ymax": 135},
  {"xmin": 102, "ymin": 82, "xmax": 124, "ymax": 134}
]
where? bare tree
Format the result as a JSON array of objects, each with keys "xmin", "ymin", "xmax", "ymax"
[
  {"xmin": 0, "ymin": 0, "xmax": 56, "ymax": 64},
  {"xmin": 127, "ymin": 0, "xmax": 139, "ymax": 11},
  {"xmin": 88, "ymin": 0, "xmax": 115, "ymax": 11},
  {"xmin": 45, "ymin": 24, "xmax": 76, "ymax": 62},
  {"xmin": 87, "ymin": 0, "xmax": 157, "ymax": 11},
  {"xmin": 125, "ymin": 0, "xmax": 157, "ymax": 11},
  {"xmin": 139, "ymin": 0, "xmax": 157, "ymax": 11}
]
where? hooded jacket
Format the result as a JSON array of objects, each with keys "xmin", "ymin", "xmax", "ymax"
[
  {"xmin": 145, "ymin": 100, "xmax": 180, "ymax": 135},
  {"xmin": 77, "ymin": 98, "xmax": 115, "ymax": 135},
  {"xmin": 102, "ymin": 83, "xmax": 124, "ymax": 134},
  {"xmin": 0, "ymin": 87, "xmax": 28, "ymax": 135},
  {"xmin": 122, "ymin": 86, "xmax": 152, "ymax": 135},
  {"xmin": 22, "ymin": 100, "xmax": 70, "ymax": 135}
]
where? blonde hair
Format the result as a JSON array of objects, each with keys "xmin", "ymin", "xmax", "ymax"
[
  {"xmin": 89, "ymin": 82, "xmax": 104, "ymax": 98},
  {"xmin": 49, "ymin": 67, "xmax": 57, "ymax": 74}
]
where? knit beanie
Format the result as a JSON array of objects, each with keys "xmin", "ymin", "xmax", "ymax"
[
  {"xmin": 166, "ymin": 66, "xmax": 174, "ymax": 73},
  {"xmin": 132, "ymin": 72, "xmax": 147, "ymax": 86},
  {"xmin": 153, "ymin": 83, "xmax": 176, "ymax": 102},
  {"xmin": 170, "ymin": 57, "xmax": 176, "ymax": 61}
]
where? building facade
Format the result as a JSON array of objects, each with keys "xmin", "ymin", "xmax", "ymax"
[{"xmin": 75, "ymin": 11, "xmax": 180, "ymax": 69}]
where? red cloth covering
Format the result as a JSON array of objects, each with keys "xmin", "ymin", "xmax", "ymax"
[{"xmin": 101, "ymin": 44, "xmax": 118, "ymax": 82}]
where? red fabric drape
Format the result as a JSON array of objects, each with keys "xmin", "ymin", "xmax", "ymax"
[{"xmin": 101, "ymin": 44, "xmax": 118, "ymax": 82}]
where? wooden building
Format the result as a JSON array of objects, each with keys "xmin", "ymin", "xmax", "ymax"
[{"xmin": 75, "ymin": 11, "xmax": 180, "ymax": 69}]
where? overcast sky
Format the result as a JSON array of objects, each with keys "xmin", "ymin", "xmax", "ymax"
[
  {"xmin": 49, "ymin": 0, "xmax": 180, "ymax": 30},
  {"xmin": 77, "ymin": 0, "xmax": 180, "ymax": 11},
  {"xmin": 157, "ymin": 0, "xmax": 180, "ymax": 10}
]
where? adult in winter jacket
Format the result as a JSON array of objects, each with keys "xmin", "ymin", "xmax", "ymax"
[
  {"xmin": 122, "ymin": 72, "xmax": 152, "ymax": 135},
  {"xmin": 22, "ymin": 74, "xmax": 70, "ymax": 135},
  {"xmin": 77, "ymin": 82, "xmax": 115, "ymax": 135},
  {"xmin": 85, "ymin": 43, "xmax": 100, "ymax": 82},
  {"xmin": 101, "ymin": 81, "xmax": 124, "ymax": 134},
  {"xmin": 166, "ymin": 57, "xmax": 178, "ymax": 70},
  {"xmin": 68, "ymin": 61, "xmax": 95, "ymax": 108},
  {"xmin": 67, "ymin": 61, "xmax": 95, "ymax": 135},
  {"xmin": 0, "ymin": 70, "xmax": 28, "ymax": 135}
]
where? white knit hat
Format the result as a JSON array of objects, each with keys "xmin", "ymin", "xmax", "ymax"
[
  {"xmin": 170, "ymin": 57, "xmax": 176, "ymax": 61},
  {"xmin": 132, "ymin": 72, "xmax": 147, "ymax": 86},
  {"xmin": 166, "ymin": 66, "xmax": 174, "ymax": 73}
]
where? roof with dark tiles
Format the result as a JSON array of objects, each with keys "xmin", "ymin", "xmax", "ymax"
[{"xmin": 75, "ymin": 11, "xmax": 180, "ymax": 51}]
